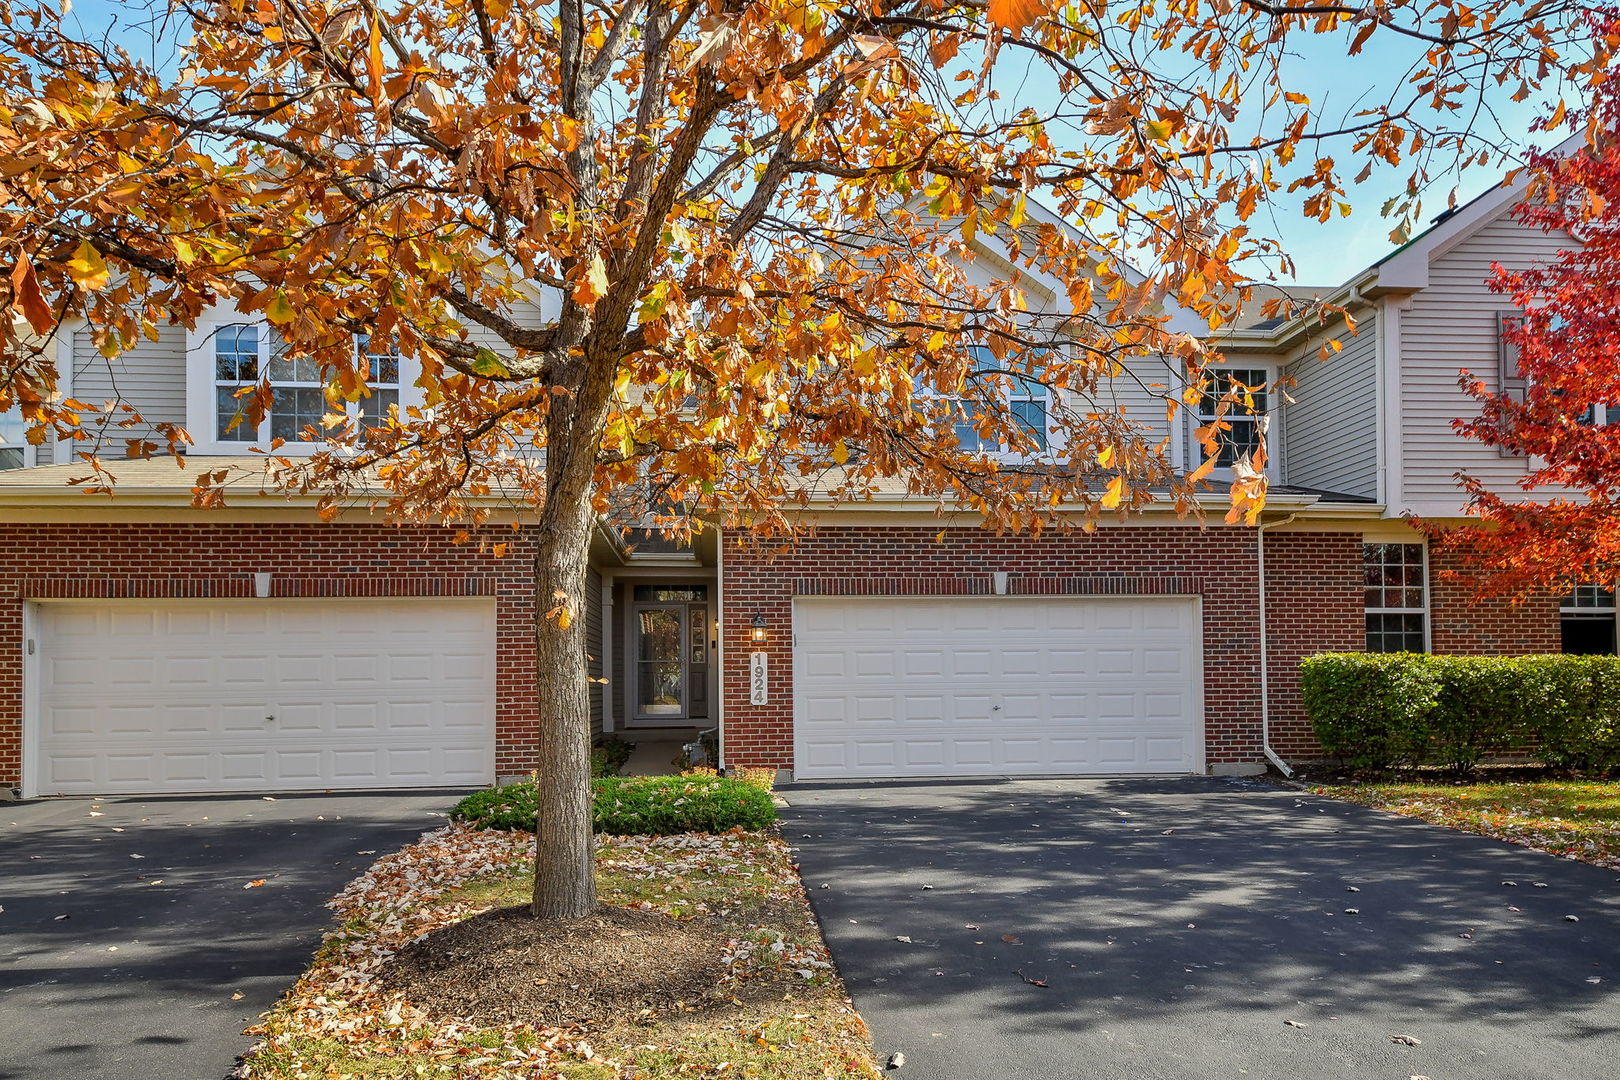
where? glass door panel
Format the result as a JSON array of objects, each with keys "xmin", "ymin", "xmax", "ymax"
[{"xmin": 634, "ymin": 606, "xmax": 685, "ymax": 716}]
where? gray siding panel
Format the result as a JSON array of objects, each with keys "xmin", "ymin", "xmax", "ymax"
[
  {"xmin": 586, "ymin": 565, "xmax": 604, "ymax": 736},
  {"xmin": 1399, "ymin": 212, "xmax": 1569, "ymax": 509},
  {"xmin": 72, "ymin": 323, "xmax": 189, "ymax": 456},
  {"xmin": 1283, "ymin": 315, "xmax": 1379, "ymax": 498}
]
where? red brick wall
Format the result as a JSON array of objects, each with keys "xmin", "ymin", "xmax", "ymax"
[
  {"xmin": 1429, "ymin": 546, "xmax": 1561, "ymax": 654},
  {"xmin": 0, "ymin": 522, "xmax": 540, "ymax": 789},
  {"xmin": 720, "ymin": 525, "xmax": 1270, "ymax": 771},
  {"xmin": 1263, "ymin": 531, "xmax": 1365, "ymax": 760}
]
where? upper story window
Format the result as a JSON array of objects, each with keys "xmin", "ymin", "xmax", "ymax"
[
  {"xmin": 197, "ymin": 321, "xmax": 406, "ymax": 453},
  {"xmin": 1364, "ymin": 541, "xmax": 1428, "ymax": 652},
  {"xmin": 0, "ymin": 411, "xmax": 26, "ymax": 470},
  {"xmin": 1195, "ymin": 367, "xmax": 1269, "ymax": 468},
  {"xmin": 949, "ymin": 345, "xmax": 1051, "ymax": 455}
]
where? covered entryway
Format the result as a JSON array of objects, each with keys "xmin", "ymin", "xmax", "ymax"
[
  {"xmin": 27, "ymin": 597, "xmax": 496, "ymax": 796},
  {"xmin": 791, "ymin": 595, "xmax": 1202, "ymax": 779}
]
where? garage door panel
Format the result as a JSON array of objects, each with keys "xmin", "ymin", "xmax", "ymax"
[
  {"xmin": 277, "ymin": 752, "xmax": 322, "ymax": 783},
  {"xmin": 33, "ymin": 598, "xmax": 497, "ymax": 795},
  {"xmin": 794, "ymin": 596, "xmax": 1201, "ymax": 779}
]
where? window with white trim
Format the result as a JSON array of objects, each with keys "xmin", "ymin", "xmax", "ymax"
[
  {"xmin": 948, "ymin": 344, "xmax": 1051, "ymax": 454},
  {"xmin": 1195, "ymin": 367, "xmax": 1269, "ymax": 467},
  {"xmin": 0, "ymin": 411, "xmax": 26, "ymax": 469},
  {"xmin": 206, "ymin": 324, "xmax": 402, "ymax": 448},
  {"xmin": 1560, "ymin": 585, "xmax": 1617, "ymax": 655},
  {"xmin": 1363, "ymin": 542, "xmax": 1428, "ymax": 652}
]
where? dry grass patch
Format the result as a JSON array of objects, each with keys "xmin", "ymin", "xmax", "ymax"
[
  {"xmin": 234, "ymin": 827, "xmax": 879, "ymax": 1080},
  {"xmin": 1313, "ymin": 780, "xmax": 1620, "ymax": 869}
]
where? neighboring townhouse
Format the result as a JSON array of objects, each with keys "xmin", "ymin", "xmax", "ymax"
[{"xmin": 0, "ymin": 164, "xmax": 1591, "ymax": 798}]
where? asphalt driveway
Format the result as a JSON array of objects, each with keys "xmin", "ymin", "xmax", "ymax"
[
  {"xmin": 785, "ymin": 776, "xmax": 1620, "ymax": 1080},
  {"xmin": 0, "ymin": 790, "xmax": 461, "ymax": 1080}
]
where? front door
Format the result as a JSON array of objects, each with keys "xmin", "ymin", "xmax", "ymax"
[{"xmin": 630, "ymin": 586, "xmax": 710, "ymax": 723}]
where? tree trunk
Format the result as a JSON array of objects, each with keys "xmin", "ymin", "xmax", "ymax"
[{"xmin": 529, "ymin": 482, "xmax": 600, "ymax": 920}]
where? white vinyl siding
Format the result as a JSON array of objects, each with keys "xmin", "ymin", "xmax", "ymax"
[
  {"xmin": 1399, "ymin": 210, "xmax": 1572, "ymax": 509},
  {"xmin": 1283, "ymin": 314, "xmax": 1379, "ymax": 497}
]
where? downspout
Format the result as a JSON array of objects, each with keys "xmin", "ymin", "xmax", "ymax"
[{"xmin": 1257, "ymin": 513, "xmax": 1301, "ymax": 777}]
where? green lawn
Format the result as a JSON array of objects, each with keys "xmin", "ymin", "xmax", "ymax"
[
  {"xmin": 236, "ymin": 827, "xmax": 881, "ymax": 1080},
  {"xmin": 1312, "ymin": 780, "xmax": 1620, "ymax": 869}
]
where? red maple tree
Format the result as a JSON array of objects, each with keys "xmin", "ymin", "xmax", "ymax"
[{"xmin": 1436, "ymin": 29, "xmax": 1620, "ymax": 598}]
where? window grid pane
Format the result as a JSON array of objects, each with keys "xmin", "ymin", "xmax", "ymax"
[
  {"xmin": 1363, "ymin": 542, "xmax": 1427, "ymax": 651},
  {"xmin": 213, "ymin": 325, "xmax": 258, "ymax": 382},
  {"xmin": 1197, "ymin": 368, "xmax": 1268, "ymax": 467},
  {"xmin": 216, "ymin": 386, "xmax": 257, "ymax": 442},
  {"xmin": 357, "ymin": 388, "xmax": 399, "ymax": 428},
  {"xmin": 1562, "ymin": 585, "xmax": 1617, "ymax": 612},
  {"xmin": 269, "ymin": 386, "xmax": 328, "ymax": 443}
]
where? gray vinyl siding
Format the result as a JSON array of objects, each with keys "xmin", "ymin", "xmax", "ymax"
[
  {"xmin": 1399, "ymin": 210, "xmax": 1569, "ymax": 507},
  {"xmin": 1080, "ymin": 353, "xmax": 1179, "ymax": 446},
  {"xmin": 586, "ymin": 565, "xmax": 604, "ymax": 736},
  {"xmin": 1282, "ymin": 314, "xmax": 1379, "ymax": 498},
  {"xmin": 69, "ymin": 323, "xmax": 189, "ymax": 458}
]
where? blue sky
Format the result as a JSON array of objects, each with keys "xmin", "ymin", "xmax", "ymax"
[{"xmin": 64, "ymin": 0, "xmax": 1565, "ymax": 286}]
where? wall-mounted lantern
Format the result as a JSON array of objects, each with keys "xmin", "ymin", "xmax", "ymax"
[{"xmin": 750, "ymin": 614, "xmax": 768, "ymax": 643}]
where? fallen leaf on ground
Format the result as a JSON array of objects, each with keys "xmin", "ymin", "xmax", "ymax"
[
  {"xmin": 1284, "ymin": 1020, "xmax": 1307, "ymax": 1028},
  {"xmin": 1390, "ymin": 1034, "xmax": 1422, "ymax": 1046},
  {"xmin": 231, "ymin": 992, "xmax": 244, "ymax": 1000},
  {"xmin": 1015, "ymin": 971, "xmax": 1048, "ymax": 987},
  {"xmin": 244, "ymin": 879, "xmax": 267, "ymax": 889},
  {"xmin": 1001, "ymin": 934, "xmax": 1022, "ymax": 944}
]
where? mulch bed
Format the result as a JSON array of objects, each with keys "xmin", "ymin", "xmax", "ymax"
[{"xmin": 377, "ymin": 903, "xmax": 735, "ymax": 1027}]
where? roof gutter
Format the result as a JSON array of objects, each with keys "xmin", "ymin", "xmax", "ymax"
[{"xmin": 1256, "ymin": 512, "xmax": 1302, "ymax": 777}]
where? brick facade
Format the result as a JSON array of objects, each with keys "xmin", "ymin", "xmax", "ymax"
[
  {"xmin": 718, "ymin": 525, "xmax": 1569, "ymax": 775},
  {"xmin": 0, "ymin": 521, "xmax": 541, "ymax": 789},
  {"xmin": 1428, "ymin": 546, "xmax": 1562, "ymax": 654},
  {"xmin": 1262, "ymin": 531, "xmax": 1365, "ymax": 760},
  {"xmin": 0, "ymin": 517, "xmax": 1573, "ymax": 792},
  {"xmin": 720, "ymin": 525, "xmax": 1275, "ymax": 772}
]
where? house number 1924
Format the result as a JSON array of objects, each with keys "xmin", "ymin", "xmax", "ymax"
[{"xmin": 749, "ymin": 651, "xmax": 769, "ymax": 705}]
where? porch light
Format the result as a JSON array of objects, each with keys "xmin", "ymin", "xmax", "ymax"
[{"xmin": 750, "ymin": 614, "xmax": 768, "ymax": 642}]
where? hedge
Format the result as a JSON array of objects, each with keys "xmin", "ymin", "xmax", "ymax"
[
  {"xmin": 1301, "ymin": 653, "xmax": 1620, "ymax": 773},
  {"xmin": 451, "ymin": 772, "xmax": 779, "ymax": 835}
]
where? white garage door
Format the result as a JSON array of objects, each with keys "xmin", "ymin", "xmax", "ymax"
[
  {"xmin": 793, "ymin": 595, "xmax": 1202, "ymax": 779},
  {"xmin": 29, "ymin": 598, "xmax": 496, "ymax": 796}
]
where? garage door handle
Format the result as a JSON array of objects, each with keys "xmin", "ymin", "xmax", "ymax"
[
  {"xmin": 992, "ymin": 705, "xmax": 1001, "ymax": 711},
  {"xmin": 265, "ymin": 715, "xmax": 276, "ymax": 723}
]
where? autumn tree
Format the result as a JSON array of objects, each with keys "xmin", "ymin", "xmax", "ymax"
[
  {"xmin": 1434, "ymin": 24, "xmax": 1620, "ymax": 598},
  {"xmin": 0, "ymin": 0, "xmax": 1605, "ymax": 917}
]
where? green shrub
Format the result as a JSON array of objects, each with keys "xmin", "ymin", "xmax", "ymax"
[
  {"xmin": 1532, "ymin": 655, "xmax": 1620, "ymax": 772},
  {"xmin": 1427, "ymin": 655, "xmax": 1536, "ymax": 772},
  {"xmin": 1301, "ymin": 652, "xmax": 1620, "ymax": 774},
  {"xmin": 1301, "ymin": 652, "xmax": 1443, "ymax": 770},
  {"xmin": 451, "ymin": 773, "xmax": 778, "ymax": 835},
  {"xmin": 594, "ymin": 774, "xmax": 778, "ymax": 834},
  {"xmin": 452, "ymin": 780, "xmax": 541, "ymax": 831}
]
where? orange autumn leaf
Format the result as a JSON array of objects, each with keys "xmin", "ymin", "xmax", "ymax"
[{"xmin": 986, "ymin": 0, "xmax": 1048, "ymax": 35}]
